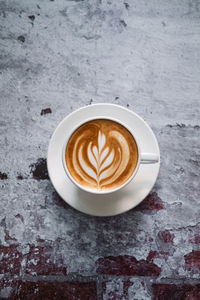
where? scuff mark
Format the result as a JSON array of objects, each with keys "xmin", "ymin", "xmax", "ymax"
[
  {"xmin": 167, "ymin": 124, "xmax": 200, "ymax": 129},
  {"xmin": 53, "ymin": 191, "xmax": 70, "ymax": 209},
  {"xmin": 17, "ymin": 173, "xmax": 24, "ymax": 180},
  {"xmin": 29, "ymin": 158, "xmax": 49, "ymax": 180},
  {"xmin": 120, "ymin": 20, "xmax": 127, "ymax": 27},
  {"xmin": 186, "ymin": 0, "xmax": 200, "ymax": 15},
  {"xmin": 0, "ymin": 218, "xmax": 17, "ymax": 242},
  {"xmin": 15, "ymin": 214, "xmax": 24, "ymax": 223},
  {"xmin": 28, "ymin": 15, "xmax": 35, "ymax": 21},
  {"xmin": 88, "ymin": 99, "xmax": 93, "ymax": 105},
  {"xmin": 41, "ymin": 108, "xmax": 52, "ymax": 115},
  {"xmin": 135, "ymin": 192, "xmax": 164, "ymax": 211},
  {"xmin": 0, "ymin": 172, "xmax": 8, "ymax": 180},
  {"xmin": 82, "ymin": 34, "xmax": 101, "ymax": 40},
  {"xmin": 59, "ymin": 8, "xmax": 68, "ymax": 17},
  {"xmin": 124, "ymin": 2, "xmax": 129, "ymax": 9},
  {"xmin": 17, "ymin": 35, "xmax": 25, "ymax": 43}
]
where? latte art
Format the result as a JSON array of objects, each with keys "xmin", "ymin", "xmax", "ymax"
[{"xmin": 65, "ymin": 119, "xmax": 138, "ymax": 191}]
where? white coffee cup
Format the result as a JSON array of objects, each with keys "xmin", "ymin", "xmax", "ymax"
[{"xmin": 62, "ymin": 116, "xmax": 159, "ymax": 194}]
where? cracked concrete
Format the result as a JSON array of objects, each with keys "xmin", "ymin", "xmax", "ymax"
[{"xmin": 0, "ymin": 0, "xmax": 200, "ymax": 299}]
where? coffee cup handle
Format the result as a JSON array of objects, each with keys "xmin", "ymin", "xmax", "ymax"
[{"xmin": 140, "ymin": 153, "xmax": 159, "ymax": 164}]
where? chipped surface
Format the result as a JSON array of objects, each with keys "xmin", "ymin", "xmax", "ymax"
[
  {"xmin": 153, "ymin": 284, "xmax": 200, "ymax": 300},
  {"xmin": 96, "ymin": 255, "xmax": 161, "ymax": 277},
  {"xmin": 0, "ymin": 0, "xmax": 200, "ymax": 298}
]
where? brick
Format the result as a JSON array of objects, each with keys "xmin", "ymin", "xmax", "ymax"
[
  {"xmin": 147, "ymin": 251, "xmax": 169, "ymax": 262},
  {"xmin": 102, "ymin": 279, "xmax": 132, "ymax": 300},
  {"xmin": 0, "ymin": 280, "xmax": 97, "ymax": 300},
  {"xmin": 16, "ymin": 281, "xmax": 97, "ymax": 300},
  {"xmin": 188, "ymin": 224, "xmax": 200, "ymax": 244},
  {"xmin": 135, "ymin": 192, "xmax": 164, "ymax": 211},
  {"xmin": 159, "ymin": 230, "xmax": 175, "ymax": 243},
  {"xmin": 153, "ymin": 284, "xmax": 200, "ymax": 300},
  {"xmin": 25, "ymin": 244, "xmax": 67, "ymax": 276},
  {"xmin": 192, "ymin": 235, "xmax": 200, "ymax": 244},
  {"xmin": 0, "ymin": 278, "xmax": 17, "ymax": 299},
  {"xmin": 0, "ymin": 245, "xmax": 22, "ymax": 275},
  {"xmin": 102, "ymin": 278, "xmax": 150, "ymax": 300},
  {"xmin": 96, "ymin": 255, "xmax": 161, "ymax": 277},
  {"xmin": 189, "ymin": 235, "xmax": 200, "ymax": 244},
  {"xmin": 184, "ymin": 251, "xmax": 200, "ymax": 270}
]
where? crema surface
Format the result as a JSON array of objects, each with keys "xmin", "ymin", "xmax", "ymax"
[{"xmin": 65, "ymin": 119, "xmax": 138, "ymax": 192}]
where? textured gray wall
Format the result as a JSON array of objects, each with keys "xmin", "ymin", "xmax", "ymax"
[{"xmin": 0, "ymin": 0, "xmax": 200, "ymax": 299}]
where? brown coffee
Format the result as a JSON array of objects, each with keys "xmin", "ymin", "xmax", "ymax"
[{"xmin": 65, "ymin": 119, "xmax": 138, "ymax": 192}]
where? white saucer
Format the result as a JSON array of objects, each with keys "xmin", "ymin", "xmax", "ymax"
[{"xmin": 47, "ymin": 104, "xmax": 160, "ymax": 216}]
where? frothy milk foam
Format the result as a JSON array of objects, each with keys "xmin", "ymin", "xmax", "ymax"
[{"xmin": 65, "ymin": 119, "xmax": 138, "ymax": 192}]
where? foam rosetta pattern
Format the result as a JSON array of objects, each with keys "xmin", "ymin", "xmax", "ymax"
[{"xmin": 65, "ymin": 120, "xmax": 138, "ymax": 191}]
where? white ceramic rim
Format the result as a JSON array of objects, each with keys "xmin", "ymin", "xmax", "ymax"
[
  {"xmin": 47, "ymin": 103, "xmax": 160, "ymax": 216},
  {"xmin": 62, "ymin": 116, "xmax": 142, "ymax": 195}
]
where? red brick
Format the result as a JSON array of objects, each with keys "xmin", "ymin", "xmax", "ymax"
[
  {"xmin": 159, "ymin": 230, "xmax": 174, "ymax": 243},
  {"xmin": 189, "ymin": 235, "xmax": 200, "ymax": 244},
  {"xmin": 102, "ymin": 279, "xmax": 133, "ymax": 300},
  {"xmin": 188, "ymin": 224, "xmax": 200, "ymax": 244},
  {"xmin": 123, "ymin": 280, "xmax": 133, "ymax": 297},
  {"xmin": 153, "ymin": 284, "xmax": 200, "ymax": 300},
  {"xmin": 0, "ymin": 278, "xmax": 17, "ymax": 299},
  {"xmin": 25, "ymin": 244, "xmax": 67, "ymax": 276},
  {"xmin": 102, "ymin": 282, "xmax": 120, "ymax": 300},
  {"xmin": 135, "ymin": 192, "xmax": 164, "ymax": 211},
  {"xmin": 184, "ymin": 251, "xmax": 200, "ymax": 270},
  {"xmin": 16, "ymin": 281, "xmax": 97, "ymax": 300},
  {"xmin": 102, "ymin": 278, "xmax": 151, "ymax": 300},
  {"xmin": 147, "ymin": 251, "xmax": 169, "ymax": 262},
  {"xmin": 96, "ymin": 255, "xmax": 161, "ymax": 277},
  {"xmin": 0, "ymin": 245, "xmax": 22, "ymax": 275}
]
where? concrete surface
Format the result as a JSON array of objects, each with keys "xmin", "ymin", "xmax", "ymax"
[{"xmin": 0, "ymin": 0, "xmax": 200, "ymax": 299}]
